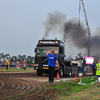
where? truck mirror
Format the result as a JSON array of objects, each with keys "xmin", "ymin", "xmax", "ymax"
[{"xmin": 34, "ymin": 48, "xmax": 36, "ymax": 52}]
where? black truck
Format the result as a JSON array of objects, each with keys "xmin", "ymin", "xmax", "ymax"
[{"xmin": 34, "ymin": 39, "xmax": 72, "ymax": 77}]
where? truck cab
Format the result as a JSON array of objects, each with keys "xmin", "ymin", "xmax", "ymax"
[{"xmin": 34, "ymin": 39, "xmax": 72, "ymax": 77}]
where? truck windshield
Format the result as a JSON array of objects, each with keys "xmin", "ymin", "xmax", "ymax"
[{"xmin": 37, "ymin": 46, "xmax": 59, "ymax": 55}]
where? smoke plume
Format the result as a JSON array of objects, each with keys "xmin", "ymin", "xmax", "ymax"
[
  {"xmin": 44, "ymin": 11, "xmax": 66, "ymax": 38},
  {"xmin": 63, "ymin": 19, "xmax": 88, "ymax": 49},
  {"xmin": 44, "ymin": 11, "xmax": 100, "ymax": 60}
]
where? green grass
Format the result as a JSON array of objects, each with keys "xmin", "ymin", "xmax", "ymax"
[
  {"xmin": 0, "ymin": 68, "xmax": 34, "ymax": 72},
  {"xmin": 2, "ymin": 76, "xmax": 98, "ymax": 100},
  {"xmin": 50, "ymin": 76, "xmax": 97, "ymax": 96},
  {"xmin": 45, "ymin": 76, "xmax": 98, "ymax": 100},
  {"xmin": 64, "ymin": 83, "xmax": 100, "ymax": 100}
]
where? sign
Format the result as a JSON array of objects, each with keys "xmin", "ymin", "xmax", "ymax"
[
  {"xmin": 43, "ymin": 41, "xmax": 55, "ymax": 44},
  {"xmin": 83, "ymin": 57, "xmax": 94, "ymax": 64},
  {"xmin": 43, "ymin": 67, "xmax": 48, "ymax": 69},
  {"xmin": 39, "ymin": 41, "xmax": 60, "ymax": 44}
]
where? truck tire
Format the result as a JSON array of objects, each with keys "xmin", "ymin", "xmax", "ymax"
[
  {"xmin": 37, "ymin": 70, "xmax": 43, "ymax": 76},
  {"xmin": 69, "ymin": 70, "xmax": 72, "ymax": 76},
  {"xmin": 59, "ymin": 66, "xmax": 64, "ymax": 77}
]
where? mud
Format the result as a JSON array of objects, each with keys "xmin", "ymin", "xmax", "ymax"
[{"xmin": 0, "ymin": 71, "xmax": 92, "ymax": 100}]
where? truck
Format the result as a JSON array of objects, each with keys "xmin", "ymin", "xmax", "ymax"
[{"xmin": 34, "ymin": 38, "xmax": 72, "ymax": 77}]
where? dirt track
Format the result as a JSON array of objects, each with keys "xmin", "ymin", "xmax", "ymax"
[{"xmin": 0, "ymin": 71, "xmax": 92, "ymax": 100}]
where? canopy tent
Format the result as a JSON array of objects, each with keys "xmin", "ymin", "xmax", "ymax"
[{"xmin": 21, "ymin": 61, "xmax": 27, "ymax": 63}]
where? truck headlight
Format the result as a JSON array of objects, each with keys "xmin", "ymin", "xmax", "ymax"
[
  {"xmin": 36, "ymin": 67, "xmax": 38, "ymax": 69},
  {"xmin": 36, "ymin": 64, "xmax": 39, "ymax": 66}
]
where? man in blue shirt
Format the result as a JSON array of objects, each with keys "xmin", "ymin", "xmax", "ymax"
[
  {"xmin": 46, "ymin": 49, "xmax": 59, "ymax": 83},
  {"xmin": 91, "ymin": 62, "xmax": 96, "ymax": 76}
]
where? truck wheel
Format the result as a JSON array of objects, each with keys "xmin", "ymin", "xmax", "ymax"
[
  {"xmin": 69, "ymin": 70, "xmax": 72, "ymax": 76},
  {"xmin": 59, "ymin": 66, "xmax": 64, "ymax": 77},
  {"xmin": 37, "ymin": 70, "xmax": 43, "ymax": 76}
]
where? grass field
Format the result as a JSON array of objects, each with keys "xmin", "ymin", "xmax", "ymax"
[
  {"xmin": 64, "ymin": 84, "xmax": 100, "ymax": 100},
  {"xmin": 47, "ymin": 76, "xmax": 99, "ymax": 100},
  {"xmin": 0, "ymin": 68, "xmax": 34, "ymax": 71}
]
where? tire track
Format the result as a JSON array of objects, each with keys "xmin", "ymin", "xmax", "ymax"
[
  {"xmin": 14, "ymin": 79, "xmax": 46, "ymax": 100},
  {"xmin": 0, "ymin": 77, "xmax": 37, "ymax": 99},
  {"xmin": 0, "ymin": 71, "xmax": 92, "ymax": 100}
]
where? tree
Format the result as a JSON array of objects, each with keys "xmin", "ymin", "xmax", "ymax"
[
  {"xmin": 22, "ymin": 55, "xmax": 26, "ymax": 61},
  {"xmin": 5, "ymin": 54, "xmax": 10, "ymax": 60},
  {"xmin": 0, "ymin": 53, "xmax": 4, "ymax": 60},
  {"xmin": 0, "ymin": 53, "xmax": 35, "ymax": 64},
  {"xmin": 0, "ymin": 53, "xmax": 2, "ymax": 60},
  {"xmin": 12, "ymin": 56, "xmax": 17, "ymax": 62},
  {"xmin": 27, "ymin": 56, "xmax": 32, "ymax": 64},
  {"xmin": 9, "ymin": 57, "xmax": 12, "ymax": 61},
  {"xmin": 31, "ymin": 57, "xmax": 35, "ymax": 63},
  {"xmin": 17, "ymin": 55, "xmax": 22, "ymax": 62}
]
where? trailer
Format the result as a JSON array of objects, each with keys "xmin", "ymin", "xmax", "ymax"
[{"xmin": 34, "ymin": 38, "xmax": 72, "ymax": 77}]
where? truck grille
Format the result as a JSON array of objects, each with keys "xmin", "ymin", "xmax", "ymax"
[{"xmin": 35, "ymin": 56, "xmax": 48, "ymax": 64}]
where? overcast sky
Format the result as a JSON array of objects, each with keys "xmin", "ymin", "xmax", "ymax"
[{"xmin": 0, "ymin": 0, "xmax": 100, "ymax": 58}]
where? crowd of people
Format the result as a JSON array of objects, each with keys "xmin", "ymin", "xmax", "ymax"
[
  {"xmin": 0, "ymin": 60, "xmax": 16, "ymax": 67},
  {"xmin": 0, "ymin": 59, "xmax": 34, "ymax": 69}
]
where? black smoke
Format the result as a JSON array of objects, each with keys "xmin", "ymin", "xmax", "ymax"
[
  {"xmin": 63, "ymin": 19, "xmax": 88, "ymax": 49},
  {"xmin": 44, "ymin": 11, "xmax": 66, "ymax": 38},
  {"xmin": 44, "ymin": 11, "xmax": 100, "ymax": 62}
]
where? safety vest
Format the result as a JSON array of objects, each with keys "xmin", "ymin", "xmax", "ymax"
[
  {"xmin": 96, "ymin": 63, "xmax": 100, "ymax": 76},
  {"xmin": 6, "ymin": 60, "xmax": 9, "ymax": 65}
]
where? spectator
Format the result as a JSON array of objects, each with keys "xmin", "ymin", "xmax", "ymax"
[
  {"xmin": 95, "ymin": 59, "xmax": 100, "ymax": 87},
  {"xmin": 46, "ymin": 49, "xmax": 59, "ymax": 83},
  {"xmin": 91, "ymin": 62, "xmax": 96, "ymax": 76},
  {"xmin": 6, "ymin": 59, "xmax": 10, "ymax": 70}
]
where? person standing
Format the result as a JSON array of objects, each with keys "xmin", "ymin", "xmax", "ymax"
[
  {"xmin": 46, "ymin": 49, "xmax": 59, "ymax": 83},
  {"xmin": 6, "ymin": 59, "xmax": 10, "ymax": 70},
  {"xmin": 95, "ymin": 59, "xmax": 100, "ymax": 87},
  {"xmin": 91, "ymin": 62, "xmax": 96, "ymax": 76}
]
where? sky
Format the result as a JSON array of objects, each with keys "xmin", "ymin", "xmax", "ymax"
[{"xmin": 0, "ymin": 0, "xmax": 100, "ymax": 58}]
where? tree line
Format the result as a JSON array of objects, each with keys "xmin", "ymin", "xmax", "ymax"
[{"xmin": 0, "ymin": 53, "xmax": 35, "ymax": 64}]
